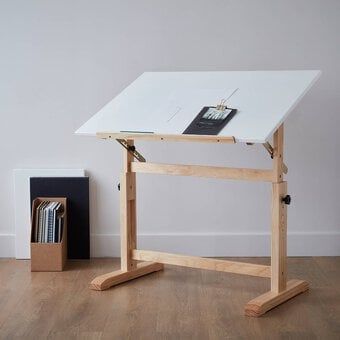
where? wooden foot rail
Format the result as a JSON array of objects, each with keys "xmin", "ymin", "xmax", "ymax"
[{"xmin": 132, "ymin": 249, "xmax": 271, "ymax": 278}]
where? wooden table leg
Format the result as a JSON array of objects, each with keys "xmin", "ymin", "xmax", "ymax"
[
  {"xmin": 90, "ymin": 140, "xmax": 163, "ymax": 291},
  {"xmin": 245, "ymin": 125, "xmax": 309, "ymax": 316},
  {"xmin": 120, "ymin": 140, "xmax": 137, "ymax": 271}
]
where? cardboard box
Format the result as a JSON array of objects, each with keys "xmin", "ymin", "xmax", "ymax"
[{"xmin": 31, "ymin": 197, "xmax": 67, "ymax": 271}]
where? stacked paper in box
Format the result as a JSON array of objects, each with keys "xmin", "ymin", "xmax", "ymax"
[{"xmin": 34, "ymin": 200, "xmax": 64, "ymax": 243}]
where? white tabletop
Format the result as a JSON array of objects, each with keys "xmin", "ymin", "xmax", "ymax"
[{"xmin": 76, "ymin": 70, "xmax": 320, "ymax": 143}]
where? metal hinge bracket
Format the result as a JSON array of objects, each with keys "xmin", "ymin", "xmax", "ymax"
[
  {"xmin": 263, "ymin": 142, "xmax": 288, "ymax": 174},
  {"xmin": 116, "ymin": 139, "xmax": 146, "ymax": 162}
]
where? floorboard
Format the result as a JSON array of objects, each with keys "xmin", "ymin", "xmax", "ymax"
[{"xmin": 0, "ymin": 257, "xmax": 339, "ymax": 339}]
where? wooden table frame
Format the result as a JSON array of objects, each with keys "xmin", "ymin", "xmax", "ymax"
[{"xmin": 90, "ymin": 124, "xmax": 308, "ymax": 317}]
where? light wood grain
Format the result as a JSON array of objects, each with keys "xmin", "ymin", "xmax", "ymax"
[
  {"xmin": 245, "ymin": 279, "xmax": 309, "ymax": 317},
  {"xmin": 89, "ymin": 262, "xmax": 164, "ymax": 291},
  {"xmin": 271, "ymin": 124, "xmax": 287, "ymax": 293},
  {"xmin": 120, "ymin": 140, "xmax": 137, "ymax": 272},
  {"xmin": 271, "ymin": 181, "xmax": 288, "ymax": 293},
  {"xmin": 1, "ymin": 258, "xmax": 339, "ymax": 338},
  {"xmin": 97, "ymin": 132, "xmax": 236, "ymax": 143},
  {"xmin": 243, "ymin": 124, "xmax": 293, "ymax": 316},
  {"xmin": 93, "ymin": 124, "xmax": 306, "ymax": 318},
  {"xmin": 131, "ymin": 162, "xmax": 274, "ymax": 182},
  {"xmin": 273, "ymin": 124, "xmax": 284, "ymax": 182},
  {"xmin": 132, "ymin": 249, "xmax": 271, "ymax": 278}
]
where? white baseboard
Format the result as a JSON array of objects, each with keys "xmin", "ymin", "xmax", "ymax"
[
  {"xmin": 1, "ymin": 232, "xmax": 339, "ymax": 258},
  {"xmin": 90, "ymin": 231, "xmax": 340, "ymax": 258},
  {"xmin": 0, "ymin": 234, "xmax": 15, "ymax": 257}
]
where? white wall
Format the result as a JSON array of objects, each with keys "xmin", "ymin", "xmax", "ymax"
[{"xmin": 0, "ymin": 0, "xmax": 339, "ymax": 257}]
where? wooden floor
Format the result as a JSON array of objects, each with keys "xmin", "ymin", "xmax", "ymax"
[{"xmin": 0, "ymin": 257, "xmax": 339, "ymax": 339}]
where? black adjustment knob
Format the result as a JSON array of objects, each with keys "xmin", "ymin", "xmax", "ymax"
[
  {"xmin": 118, "ymin": 183, "xmax": 120, "ymax": 191},
  {"xmin": 128, "ymin": 145, "xmax": 136, "ymax": 152},
  {"xmin": 282, "ymin": 195, "xmax": 291, "ymax": 205}
]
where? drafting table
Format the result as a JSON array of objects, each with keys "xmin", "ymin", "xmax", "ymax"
[{"xmin": 76, "ymin": 70, "xmax": 321, "ymax": 317}]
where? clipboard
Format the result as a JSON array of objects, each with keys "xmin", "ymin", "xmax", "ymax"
[{"xmin": 183, "ymin": 104, "xmax": 237, "ymax": 135}]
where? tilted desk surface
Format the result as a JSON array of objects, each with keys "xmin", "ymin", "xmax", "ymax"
[{"xmin": 76, "ymin": 70, "xmax": 320, "ymax": 143}]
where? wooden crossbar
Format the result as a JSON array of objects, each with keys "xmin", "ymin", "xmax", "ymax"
[
  {"xmin": 132, "ymin": 249, "xmax": 271, "ymax": 278},
  {"xmin": 97, "ymin": 132, "xmax": 235, "ymax": 143},
  {"xmin": 131, "ymin": 162, "xmax": 274, "ymax": 182}
]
